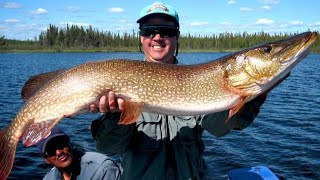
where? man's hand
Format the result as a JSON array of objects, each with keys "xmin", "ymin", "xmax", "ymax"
[{"xmin": 89, "ymin": 91, "xmax": 124, "ymax": 113}]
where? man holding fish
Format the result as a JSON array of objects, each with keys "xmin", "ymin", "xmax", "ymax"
[
  {"xmin": 89, "ymin": 2, "xmax": 274, "ymax": 179},
  {"xmin": 0, "ymin": 2, "xmax": 317, "ymax": 180}
]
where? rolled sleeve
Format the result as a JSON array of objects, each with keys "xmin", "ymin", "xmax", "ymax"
[
  {"xmin": 91, "ymin": 113, "xmax": 136, "ymax": 154},
  {"xmin": 201, "ymin": 110, "xmax": 236, "ymax": 137},
  {"xmin": 201, "ymin": 95, "xmax": 266, "ymax": 137}
]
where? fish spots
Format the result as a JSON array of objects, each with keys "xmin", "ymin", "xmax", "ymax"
[
  {"xmin": 226, "ymin": 63, "xmax": 232, "ymax": 72},
  {"xmin": 236, "ymin": 54, "xmax": 245, "ymax": 65}
]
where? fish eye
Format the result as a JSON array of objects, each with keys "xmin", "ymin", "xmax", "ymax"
[{"xmin": 263, "ymin": 45, "xmax": 272, "ymax": 53}]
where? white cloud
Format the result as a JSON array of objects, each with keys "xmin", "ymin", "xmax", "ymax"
[
  {"xmin": 261, "ymin": 5, "xmax": 271, "ymax": 10},
  {"xmin": 109, "ymin": 7, "xmax": 124, "ymax": 13},
  {"xmin": 5, "ymin": 19, "xmax": 20, "ymax": 23},
  {"xmin": 60, "ymin": 22, "xmax": 91, "ymax": 27},
  {"xmin": 308, "ymin": 22, "xmax": 320, "ymax": 27},
  {"xmin": 289, "ymin": 21, "xmax": 303, "ymax": 26},
  {"xmin": 228, "ymin": 0, "xmax": 236, "ymax": 5},
  {"xmin": 279, "ymin": 24, "xmax": 288, "ymax": 28},
  {"xmin": 220, "ymin": 22, "xmax": 233, "ymax": 26},
  {"xmin": 30, "ymin": 8, "xmax": 48, "ymax": 15},
  {"xmin": 1, "ymin": 2, "xmax": 22, "ymax": 9},
  {"xmin": 240, "ymin": 7, "xmax": 254, "ymax": 12},
  {"xmin": 190, "ymin": 22, "xmax": 209, "ymax": 26},
  {"xmin": 261, "ymin": 0, "xmax": 280, "ymax": 4},
  {"xmin": 0, "ymin": 23, "xmax": 46, "ymax": 40},
  {"xmin": 115, "ymin": 23, "xmax": 135, "ymax": 31},
  {"xmin": 67, "ymin": 6, "xmax": 80, "ymax": 13},
  {"xmin": 256, "ymin": 18, "xmax": 274, "ymax": 25}
]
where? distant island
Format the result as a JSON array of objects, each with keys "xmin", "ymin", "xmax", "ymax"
[{"xmin": 1, "ymin": 24, "xmax": 319, "ymax": 53}]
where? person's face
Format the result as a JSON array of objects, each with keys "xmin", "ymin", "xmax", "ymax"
[
  {"xmin": 140, "ymin": 16, "xmax": 179, "ymax": 64},
  {"xmin": 43, "ymin": 136, "xmax": 73, "ymax": 169}
]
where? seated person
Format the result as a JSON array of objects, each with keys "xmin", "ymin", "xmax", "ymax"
[{"xmin": 36, "ymin": 126, "xmax": 122, "ymax": 180}]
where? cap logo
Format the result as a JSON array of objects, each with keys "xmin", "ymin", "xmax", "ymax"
[{"xmin": 147, "ymin": 3, "xmax": 169, "ymax": 13}]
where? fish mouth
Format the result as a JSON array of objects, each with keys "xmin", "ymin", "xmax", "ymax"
[
  {"xmin": 293, "ymin": 32, "xmax": 317, "ymax": 58},
  {"xmin": 224, "ymin": 32, "xmax": 317, "ymax": 97},
  {"xmin": 281, "ymin": 32, "xmax": 317, "ymax": 67},
  {"xmin": 268, "ymin": 32, "xmax": 317, "ymax": 94}
]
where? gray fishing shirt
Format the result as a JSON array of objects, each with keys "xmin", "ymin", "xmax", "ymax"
[{"xmin": 43, "ymin": 151, "xmax": 122, "ymax": 180}]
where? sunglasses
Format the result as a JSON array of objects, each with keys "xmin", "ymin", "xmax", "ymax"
[
  {"xmin": 139, "ymin": 25, "xmax": 179, "ymax": 38},
  {"xmin": 43, "ymin": 136, "xmax": 70, "ymax": 158}
]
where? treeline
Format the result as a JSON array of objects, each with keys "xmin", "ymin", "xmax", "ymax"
[
  {"xmin": 1, "ymin": 24, "xmax": 319, "ymax": 52},
  {"xmin": 38, "ymin": 24, "xmax": 138, "ymax": 49}
]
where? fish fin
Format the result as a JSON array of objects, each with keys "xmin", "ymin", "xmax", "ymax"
[
  {"xmin": 0, "ymin": 128, "xmax": 16, "ymax": 180},
  {"xmin": 22, "ymin": 116, "xmax": 64, "ymax": 147},
  {"xmin": 118, "ymin": 101, "xmax": 144, "ymax": 125},
  {"xmin": 225, "ymin": 96, "xmax": 251, "ymax": 123},
  {"xmin": 21, "ymin": 69, "xmax": 66, "ymax": 102}
]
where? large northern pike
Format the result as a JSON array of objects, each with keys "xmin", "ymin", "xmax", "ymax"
[{"xmin": 0, "ymin": 32, "xmax": 317, "ymax": 179}]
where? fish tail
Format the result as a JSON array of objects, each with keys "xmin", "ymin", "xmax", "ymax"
[{"xmin": 0, "ymin": 128, "xmax": 16, "ymax": 180}]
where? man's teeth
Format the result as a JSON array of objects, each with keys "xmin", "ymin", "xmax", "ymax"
[
  {"xmin": 153, "ymin": 45, "xmax": 163, "ymax": 49},
  {"xmin": 58, "ymin": 154, "xmax": 67, "ymax": 160}
]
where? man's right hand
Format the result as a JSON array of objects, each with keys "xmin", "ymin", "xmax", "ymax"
[{"xmin": 89, "ymin": 91, "xmax": 124, "ymax": 113}]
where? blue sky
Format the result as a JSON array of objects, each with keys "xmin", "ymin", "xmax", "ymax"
[{"xmin": 0, "ymin": 0, "xmax": 319, "ymax": 40}]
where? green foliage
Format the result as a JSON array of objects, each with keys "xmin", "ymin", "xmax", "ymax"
[
  {"xmin": 0, "ymin": 35, "xmax": 5, "ymax": 46},
  {"xmin": 0, "ymin": 38, "xmax": 41, "ymax": 51},
  {"xmin": 1, "ymin": 24, "xmax": 319, "ymax": 53},
  {"xmin": 37, "ymin": 24, "xmax": 139, "ymax": 50}
]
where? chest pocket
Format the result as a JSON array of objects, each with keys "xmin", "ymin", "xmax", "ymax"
[
  {"xmin": 173, "ymin": 116, "xmax": 203, "ymax": 145},
  {"xmin": 133, "ymin": 113, "xmax": 164, "ymax": 152}
]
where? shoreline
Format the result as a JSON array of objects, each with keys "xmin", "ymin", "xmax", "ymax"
[{"xmin": 1, "ymin": 48, "xmax": 319, "ymax": 54}]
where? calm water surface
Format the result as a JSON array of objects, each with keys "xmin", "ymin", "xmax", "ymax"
[{"xmin": 0, "ymin": 52, "xmax": 319, "ymax": 179}]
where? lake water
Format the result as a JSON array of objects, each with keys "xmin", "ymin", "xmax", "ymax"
[{"xmin": 0, "ymin": 52, "xmax": 319, "ymax": 179}]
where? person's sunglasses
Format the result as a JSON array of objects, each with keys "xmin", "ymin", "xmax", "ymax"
[
  {"xmin": 139, "ymin": 25, "xmax": 179, "ymax": 38},
  {"xmin": 43, "ymin": 136, "xmax": 70, "ymax": 158}
]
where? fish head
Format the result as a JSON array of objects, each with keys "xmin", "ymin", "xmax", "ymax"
[{"xmin": 225, "ymin": 31, "xmax": 318, "ymax": 96}]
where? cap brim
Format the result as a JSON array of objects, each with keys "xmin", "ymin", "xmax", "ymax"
[
  {"xmin": 136, "ymin": 13, "xmax": 178, "ymax": 26},
  {"xmin": 38, "ymin": 133, "xmax": 69, "ymax": 154}
]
